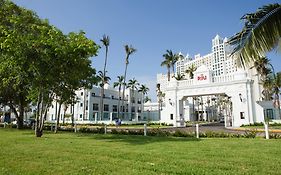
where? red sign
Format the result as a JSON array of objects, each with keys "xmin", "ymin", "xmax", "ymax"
[{"xmin": 197, "ymin": 74, "xmax": 207, "ymax": 81}]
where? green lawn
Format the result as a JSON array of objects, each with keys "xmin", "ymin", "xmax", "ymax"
[{"xmin": 1, "ymin": 128, "xmax": 281, "ymax": 175}]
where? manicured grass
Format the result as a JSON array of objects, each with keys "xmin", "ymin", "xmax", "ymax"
[{"xmin": 0, "ymin": 128, "xmax": 281, "ymax": 175}]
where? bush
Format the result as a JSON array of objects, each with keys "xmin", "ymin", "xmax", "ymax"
[
  {"xmin": 172, "ymin": 130, "xmax": 193, "ymax": 138},
  {"xmin": 269, "ymin": 133, "xmax": 281, "ymax": 139},
  {"xmin": 244, "ymin": 129, "xmax": 257, "ymax": 138}
]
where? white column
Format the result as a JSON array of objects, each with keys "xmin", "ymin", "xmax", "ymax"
[
  {"xmin": 246, "ymin": 82, "xmax": 254, "ymax": 124},
  {"xmin": 110, "ymin": 112, "xmax": 113, "ymax": 123},
  {"xmin": 264, "ymin": 122, "xmax": 269, "ymax": 140}
]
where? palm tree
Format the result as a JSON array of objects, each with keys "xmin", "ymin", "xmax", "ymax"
[
  {"xmin": 99, "ymin": 35, "xmax": 110, "ymax": 121},
  {"xmin": 144, "ymin": 96, "xmax": 151, "ymax": 103},
  {"xmin": 113, "ymin": 76, "xmax": 124, "ymax": 119},
  {"xmin": 272, "ymin": 72, "xmax": 281, "ymax": 119},
  {"xmin": 174, "ymin": 73, "xmax": 185, "ymax": 81},
  {"xmin": 185, "ymin": 64, "xmax": 197, "ymax": 79},
  {"xmin": 253, "ymin": 57, "xmax": 271, "ymax": 80},
  {"xmin": 127, "ymin": 78, "xmax": 139, "ymax": 121},
  {"xmin": 228, "ymin": 4, "xmax": 281, "ymax": 67},
  {"xmin": 161, "ymin": 50, "xmax": 179, "ymax": 81},
  {"xmin": 122, "ymin": 45, "xmax": 137, "ymax": 119},
  {"xmin": 161, "ymin": 57, "xmax": 172, "ymax": 81},
  {"xmin": 138, "ymin": 84, "xmax": 149, "ymax": 117},
  {"xmin": 97, "ymin": 71, "xmax": 111, "ymax": 121}
]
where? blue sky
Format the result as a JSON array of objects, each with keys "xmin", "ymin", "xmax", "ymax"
[{"xmin": 12, "ymin": 0, "xmax": 281, "ymax": 101}]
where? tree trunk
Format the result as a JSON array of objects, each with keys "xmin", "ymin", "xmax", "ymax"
[
  {"xmin": 63, "ymin": 105, "xmax": 68, "ymax": 125},
  {"xmin": 35, "ymin": 93, "xmax": 41, "ymax": 136},
  {"xmin": 117, "ymin": 86, "xmax": 121, "ymax": 119},
  {"xmin": 100, "ymin": 86, "xmax": 104, "ymax": 121},
  {"xmin": 71, "ymin": 104, "xmax": 74, "ymax": 127},
  {"xmin": 167, "ymin": 68, "xmax": 170, "ymax": 81},
  {"xmin": 122, "ymin": 62, "xmax": 128, "ymax": 119},
  {"xmin": 55, "ymin": 102, "xmax": 62, "ymax": 133}
]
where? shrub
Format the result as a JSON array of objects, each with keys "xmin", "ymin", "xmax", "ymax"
[
  {"xmin": 244, "ymin": 129, "xmax": 257, "ymax": 138},
  {"xmin": 269, "ymin": 133, "xmax": 281, "ymax": 139},
  {"xmin": 173, "ymin": 130, "xmax": 193, "ymax": 137}
]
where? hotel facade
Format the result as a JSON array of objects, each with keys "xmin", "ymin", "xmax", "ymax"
[
  {"xmin": 156, "ymin": 35, "xmax": 280, "ymax": 127},
  {"xmin": 46, "ymin": 84, "xmax": 146, "ymax": 124}
]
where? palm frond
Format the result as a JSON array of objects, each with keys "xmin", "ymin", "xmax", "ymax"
[{"xmin": 228, "ymin": 4, "xmax": 281, "ymax": 66}]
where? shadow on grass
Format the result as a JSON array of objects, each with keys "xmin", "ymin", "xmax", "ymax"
[{"xmin": 91, "ymin": 134, "xmax": 200, "ymax": 145}]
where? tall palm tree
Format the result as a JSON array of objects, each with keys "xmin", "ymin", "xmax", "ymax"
[
  {"xmin": 138, "ymin": 84, "xmax": 149, "ymax": 117},
  {"xmin": 122, "ymin": 45, "xmax": 137, "ymax": 119},
  {"xmin": 127, "ymin": 78, "xmax": 139, "ymax": 121},
  {"xmin": 185, "ymin": 64, "xmax": 197, "ymax": 79},
  {"xmin": 272, "ymin": 72, "xmax": 281, "ymax": 119},
  {"xmin": 161, "ymin": 50, "xmax": 179, "ymax": 81},
  {"xmin": 253, "ymin": 57, "xmax": 271, "ymax": 80},
  {"xmin": 161, "ymin": 56, "xmax": 172, "ymax": 81},
  {"xmin": 97, "ymin": 71, "xmax": 111, "ymax": 121},
  {"xmin": 113, "ymin": 75, "xmax": 124, "ymax": 119},
  {"xmin": 228, "ymin": 4, "xmax": 281, "ymax": 67},
  {"xmin": 99, "ymin": 35, "xmax": 110, "ymax": 121}
]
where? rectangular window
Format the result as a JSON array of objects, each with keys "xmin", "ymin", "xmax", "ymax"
[
  {"xmin": 81, "ymin": 92, "xmax": 83, "ymax": 96},
  {"xmin": 104, "ymin": 104, "xmax": 109, "ymax": 111},
  {"xmin": 170, "ymin": 114, "xmax": 173, "ymax": 120},
  {"xmin": 92, "ymin": 93, "xmax": 95, "ymax": 97},
  {"xmin": 93, "ymin": 103, "xmax": 99, "ymax": 111},
  {"xmin": 80, "ymin": 103, "xmax": 83, "ymax": 107},
  {"xmin": 131, "ymin": 106, "xmax": 135, "ymax": 113},
  {"xmin": 113, "ymin": 105, "xmax": 117, "ymax": 112},
  {"xmin": 80, "ymin": 114, "xmax": 83, "ymax": 118},
  {"xmin": 264, "ymin": 109, "xmax": 274, "ymax": 120},
  {"xmin": 240, "ymin": 112, "xmax": 245, "ymax": 119}
]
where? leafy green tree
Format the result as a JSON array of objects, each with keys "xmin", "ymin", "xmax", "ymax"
[
  {"xmin": 228, "ymin": 4, "xmax": 281, "ymax": 67},
  {"xmin": 113, "ymin": 76, "xmax": 124, "ymax": 119},
  {"xmin": 0, "ymin": 0, "xmax": 99, "ymax": 135},
  {"xmin": 0, "ymin": 0, "xmax": 43, "ymax": 129},
  {"xmin": 121, "ymin": 45, "xmax": 136, "ymax": 118}
]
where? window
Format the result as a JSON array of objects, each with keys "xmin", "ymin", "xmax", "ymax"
[
  {"xmin": 170, "ymin": 114, "xmax": 173, "ymax": 120},
  {"xmin": 80, "ymin": 114, "xmax": 83, "ymax": 118},
  {"xmin": 104, "ymin": 104, "xmax": 109, "ymax": 111},
  {"xmin": 131, "ymin": 106, "xmax": 135, "ymax": 113},
  {"xmin": 92, "ymin": 93, "xmax": 95, "ymax": 97},
  {"xmin": 81, "ymin": 92, "xmax": 83, "ymax": 96},
  {"xmin": 264, "ymin": 109, "xmax": 274, "ymax": 120},
  {"xmin": 113, "ymin": 105, "xmax": 117, "ymax": 112},
  {"xmin": 93, "ymin": 103, "xmax": 99, "ymax": 111},
  {"xmin": 240, "ymin": 112, "xmax": 245, "ymax": 119},
  {"xmin": 80, "ymin": 103, "xmax": 83, "ymax": 107}
]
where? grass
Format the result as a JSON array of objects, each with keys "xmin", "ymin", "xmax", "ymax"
[{"xmin": 1, "ymin": 128, "xmax": 281, "ymax": 175}]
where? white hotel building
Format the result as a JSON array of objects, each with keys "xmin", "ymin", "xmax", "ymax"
[
  {"xmin": 46, "ymin": 84, "xmax": 145, "ymax": 124},
  {"xmin": 156, "ymin": 35, "xmax": 280, "ymax": 127}
]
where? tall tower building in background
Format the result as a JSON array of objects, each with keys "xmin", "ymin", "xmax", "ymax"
[{"xmin": 176, "ymin": 35, "xmax": 237, "ymax": 77}]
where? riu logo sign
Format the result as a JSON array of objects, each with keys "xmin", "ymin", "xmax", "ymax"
[{"xmin": 197, "ymin": 74, "xmax": 207, "ymax": 81}]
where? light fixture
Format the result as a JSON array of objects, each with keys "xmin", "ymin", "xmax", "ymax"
[
  {"xmin": 239, "ymin": 93, "xmax": 242, "ymax": 102},
  {"xmin": 169, "ymin": 98, "xmax": 173, "ymax": 106}
]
